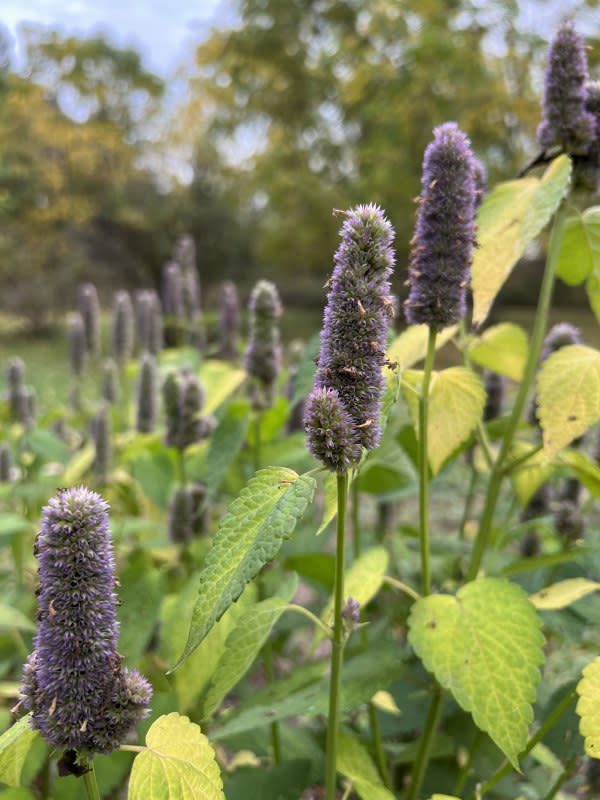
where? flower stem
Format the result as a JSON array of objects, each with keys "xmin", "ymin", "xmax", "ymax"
[
  {"xmin": 83, "ymin": 761, "xmax": 101, "ymax": 800},
  {"xmin": 406, "ymin": 685, "xmax": 444, "ymax": 800},
  {"xmin": 543, "ymin": 755, "xmax": 577, "ymax": 800},
  {"xmin": 466, "ymin": 198, "xmax": 568, "ymax": 582},
  {"xmin": 285, "ymin": 604, "xmax": 334, "ymax": 638},
  {"xmin": 419, "ymin": 326, "xmax": 438, "ymax": 596},
  {"xmin": 325, "ymin": 471, "xmax": 349, "ymax": 800}
]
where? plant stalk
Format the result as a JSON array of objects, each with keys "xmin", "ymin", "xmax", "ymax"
[
  {"xmin": 325, "ymin": 471, "xmax": 349, "ymax": 800},
  {"xmin": 406, "ymin": 685, "xmax": 444, "ymax": 800},
  {"xmin": 83, "ymin": 761, "xmax": 101, "ymax": 800},
  {"xmin": 418, "ymin": 326, "xmax": 438, "ymax": 596},
  {"xmin": 466, "ymin": 199, "xmax": 568, "ymax": 581}
]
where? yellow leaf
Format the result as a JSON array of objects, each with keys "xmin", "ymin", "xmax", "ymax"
[{"xmin": 530, "ymin": 579, "xmax": 600, "ymax": 610}]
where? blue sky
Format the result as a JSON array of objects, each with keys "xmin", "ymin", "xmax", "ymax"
[{"xmin": 2, "ymin": 0, "xmax": 229, "ymax": 75}]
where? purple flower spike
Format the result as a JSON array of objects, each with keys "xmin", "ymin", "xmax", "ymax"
[
  {"xmin": 537, "ymin": 23, "xmax": 596, "ymax": 155},
  {"xmin": 540, "ymin": 322, "xmax": 581, "ymax": 362},
  {"xmin": 20, "ymin": 487, "xmax": 151, "ymax": 755},
  {"xmin": 304, "ymin": 388, "xmax": 363, "ymax": 473},
  {"xmin": 405, "ymin": 123, "xmax": 477, "ymax": 329},
  {"xmin": 311, "ymin": 205, "xmax": 395, "ymax": 458}
]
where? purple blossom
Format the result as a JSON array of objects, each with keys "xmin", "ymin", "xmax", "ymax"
[
  {"xmin": 404, "ymin": 123, "xmax": 477, "ymax": 329},
  {"xmin": 537, "ymin": 23, "xmax": 596, "ymax": 155},
  {"xmin": 219, "ymin": 281, "xmax": 241, "ymax": 360},
  {"xmin": 111, "ymin": 290, "xmax": 134, "ymax": 367},
  {"xmin": 20, "ymin": 487, "xmax": 151, "ymax": 755},
  {"xmin": 309, "ymin": 205, "xmax": 395, "ymax": 459},
  {"xmin": 304, "ymin": 388, "xmax": 363, "ymax": 473},
  {"xmin": 78, "ymin": 283, "xmax": 101, "ymax": 357},
  {"xmin": 68, "ymin": 312, "xmax": 87, "ymax": 378}
]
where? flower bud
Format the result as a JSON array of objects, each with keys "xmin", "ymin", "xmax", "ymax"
[
  {"xmin": 168, "ymin": 486, "xmax": 193, "ymax": 545},
  {"xmin": 244, "ymin": 280, "xmax": 282, "ymax": 410},
  {"xmin": 304, "ymin": 387, "xmax": 363, "ymax": 473},
  {"xmin": 101, "ymin": 358, "xmax": 120, "ymax": 405}
]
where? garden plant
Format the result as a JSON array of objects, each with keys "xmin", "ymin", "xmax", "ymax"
[{"xmin": 2, "ymin": 19, "xmax": 600, "ymax": 800}]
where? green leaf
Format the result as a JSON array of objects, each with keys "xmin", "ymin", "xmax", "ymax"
[
  {"xmin": 402, "ymin": 367, "xmax": 486, "ymax": 475},
  {"xmin": 62, "ymin": 442, "xmax": 96, "ymax": 485},
  {"xmin": 508, "ymin": 442, "xmax": 554, "ymax": 508},
  {"xmin": 162, "ymin": 580, "xmax": 256, "ymax": 713},
  {"xmin": 0, "ymin": 514, "xmax": 33, "ymax": 546},
  {"xmin": 0, "ymin": 603, "xmax": 35, "ymax": 632},
  {"xmin": 471, "ymin": 155, "xmax": 571, "ymax": 326},
  {"xmin": 469, "ymin": 323, "xmax": 529, "ymax": 382},
  {"xmin": 530, "ymin": 579, "xmax": 600, "ymax": 610},
  {"xmin": 173, "ymin": 467, "xmax": 315, "ymax": 668},
  {"xmin": 537, "ymin": 345, "xmax": 600, "ymax": 459},
  {"xmin": 558, "ymin": 449, "xmax": 600, "ymax": 500},
  {"xmin": 212, "ymin": 643, "xmax": 401, "ymax": 741},
  {"xmin": 387, "ymin": 325, "xmax": 457, "ymax": 370},
  {"xmin": 202, "ymin": 401, "xmax": 250, "ymax": 500},
  {"xmin": 200, "ymin": 360, "xmax": 247, "ymax": 415},
  {"xmin": 337, "ymin": 731, "xmax": 396, "ymax": 800},
  {"xmin": 408, "ymin": 577, "xmax": 545, "ymax": 768},
  {"xmin": 316, "ymin": 471, "xmax": 342, "ymax": 536},
  {"xmin": 358, "ymin": 435, "xmax": 417, "ymax": 495},
  {"xmin": 576, "ymin": 657, "xmax": 600, "ymax": 758},
  {"xmin": 117, "ymin": 550, "xmax": 165, "ymax": 664},
  {"xmin": 556, "ymin": 207, "xmax": 600, "ymax": 286},
  {"xmin": 320, "ymin": 547, "xmax": 388, "ymax": 631},
  {"xmin": 291, "ymin": 332, "xmax": 320, "ymax": 407},
  {"xmin": 128, "ymin": 713, "xmax": 224, "ymax": 800},
  {"xmin": 24, "ymin": 429, "xmax": 71, "ymax": 464},
  {"xmin": 0, "ymin": 715, "xmax": 39, "ymax": 788},
  {"xmin": 204, "ymin": 597, "xmax": 288, "ymax": 716}
]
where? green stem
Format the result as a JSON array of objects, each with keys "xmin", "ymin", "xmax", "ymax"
[
  {"xmin": 253, "ymin": 414, "xmax": 261, "ymax": 473},
  {"xmin": 83, "ymin": 761, "xmax": 101, "ymax": 800},
  {"xmin": 453, "ymin": 729, "xmax": 483, "ymax": 796},
  {"xmin": 285, "ymin": 604, "xmax": 334, "ymax": 638},
  {"xmin": 178, "ymin": 449, "xmax": 187, "ymax": 486},
  {"xmin": 459, "ymin": 468, "xmax": 478, "ymax": 541},
  {"xmin": 465, "ymin": 688, "xmax": 576, "ymax": 800},
  {"xmin": 543, "ymin": 755, "xmax": 576, "ymax": 800},
  {"xmin": 325, "ymin": 471, "xmax": 349, "ymax": 800},
  {"xmin": 419, "ymin": 326, "xmax": 438, "ymax": 596},
  {"xmin": 258, "ymin": 576, "xmax": 281, "ymax": 765},
  {"xmin": 351, "ymin": 475, "xmax": 391, "ymax": 788},
  {"xmin": 383, "ymin": 575, "xmax": 421, "ymax": 602},
  {"xmin": 466, "ymin": 199, "xmax": 568, "ymax": 582},
  {"xmin": 406, "ymin": 686, "xmax": 444, "ymax": 800}
]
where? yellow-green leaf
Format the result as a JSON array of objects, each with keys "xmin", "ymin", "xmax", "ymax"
[
  {"xmin": 371, "ymin": 690, "xmax": 401, "ymax": 715},
  {"xmin": 199, "ymin": 360, "xmax": 246, "ymax": 415},
  {"xmin": 0, "ymin": 715, "xmax": 39, "ymax": 788},
  {"xmin": 387, "ymin": 325, "xmax": 457, "ymax": 370},
  {"xmin": 557, "ymin": 207, "xmax": 600, "ymax": 286},
  {"xmin": 337, "ymin": 731, "xmax": 396, "ymax": 800},
  {"xmin": 128, "ymin": 713, "xmax": 224, "ymax": 800},
  {"xmin": 530, "ymin": 579, "xmax": 600, "ymax": 610},
  {"xmin": 321, "ymin": 546, "xmax": 388, "ymax": 629},
  {"xmin": 537, "ymin": 345, "xmax": 600, "ymax": 459},
  {"xmin": 469, "ymin": 323, "xmax": 529, "ymax": 382},
  {"xmin": 408, "ymin": 578, "xmax": 545, "ymax": 768},
  {"xmin": 402, "ymin": 367, "xmax": 486, "ymax": 475},
  {"xmin": 577, "ymin": 657, "xmax": 600, "ymax": 758},
  {"xmin": 472, "ymin": 155, "xmax": 571, "ymax": 327},
  {"xmin": 508, "ymin": 442, "xmax": 554, "ymax": 508}
]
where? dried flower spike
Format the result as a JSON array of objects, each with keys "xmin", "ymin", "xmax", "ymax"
[
  {"xmin": 405, "ymin": 123, "xmax": 477, "ymax": 329},
  {"xmin": 537, "ymin": 23, "xmax": 596, "ymax": 156},
  {"xmin": 308, "ymin": 204, "xmax": 395, "ymax": 462},
  {"xmin": 20, "ymin": 487, "xmax": 151, "ymax": 755}
]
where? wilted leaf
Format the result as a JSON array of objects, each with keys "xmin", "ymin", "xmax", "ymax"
[{"xmin": 530, "ymin": 579, "xmax": 600, "ymax": 610}]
